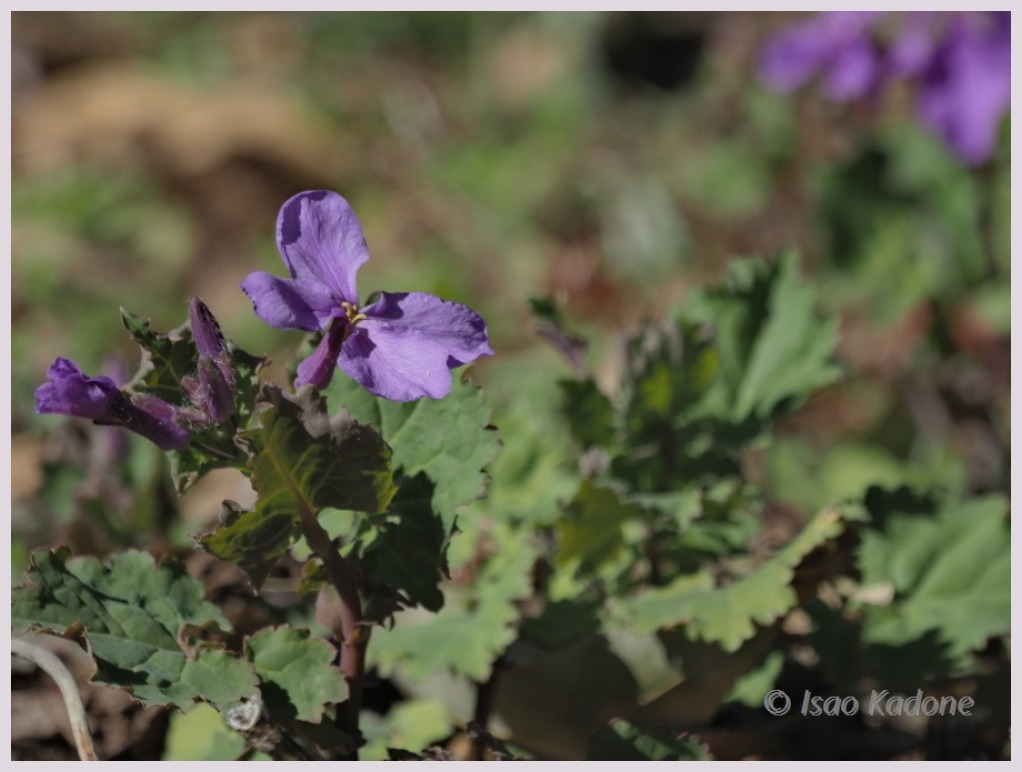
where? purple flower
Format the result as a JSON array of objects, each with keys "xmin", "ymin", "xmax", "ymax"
[
  {"xmin": 759, "ymin": 12, "xmax": 1011, "ymax": 165},
  {"xmin": 242, "ymin": 190, "xmax": 494, "ymax": 402},
  {"xmin": 912, "ymin": 12, "xmax": 1011, "ymax": 166},
  {"xmin": 184, "ymin": 297, "xmax": 235, "ymax": 423},
  {"xmin": 759, "ymin": 12, "xmax": 883, "ymax": 100},
  {"xmin": 35, "ymin": 358, "xmax": 191, "ymax": 451}
]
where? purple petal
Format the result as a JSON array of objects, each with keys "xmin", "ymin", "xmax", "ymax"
[
  {"xmin": 35, "ymin": 358, "xmax": 190, "ymax": 451},
  {"xmin": 339, "ymin": 327, "xmax": 458, "ymax": 402},
  {"xmin": 759, "ymin": 18, "xmax": 833, "ymax": 91},
  {"xmin": 759, "ymin": 12, "xmax": 883, "ymax": 92},
  {"xmin": 35, "ymin": 357, "xmax": 122, "ymax": 421},
  {"xmin": 916, "ymin": 13, "xmax": 1010, "ymax": 164},
  {"xmin": 241, "ymin": 271, "xmax": 335, "ymax": 332},
  {"xmin": 888, "ymin": 12, "xmax": 941, "ymax": 78},
  {"xmin": 823, "ymin": 37, "xmax": 881, "ymax": 100},
  {"xmin": 340, "ymin": 292, "xmax": 493, "ymax": 402},
  {"xmin": 276, "ymin": 190, "xmax": 369, "ymax": 306},
  {"xmin": 361, "ymin": 292, "xmax": 493, "ymax": 364},
  {"xmin": 295, "ymin": 319, "xmax": 348, "ymax": 390}
]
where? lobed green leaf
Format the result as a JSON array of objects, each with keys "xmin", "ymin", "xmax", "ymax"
[
  {"xmin": 11, "ymin": 548, "xmax": 255, "ymax": 710},
  {"xmin": 855, "ymin": 488, "xmax": 1009, "ymax": 660},
  {"xmin": 322, "ymin": 373, "xmax": 498, "ymax": 535},
  {"xmin": 610, "ymin": 505, "xmax": 849, "ymax": 651},
  {"xmin": 246, "ymin": 627, "xmax": 348, "ymax": 723},
  {"xmin": 586, "ymin": 719, "xmax": 710, "ymax": 761}
]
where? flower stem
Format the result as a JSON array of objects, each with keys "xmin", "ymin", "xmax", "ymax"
[{"xmin": 294, "ymin": 500, "xmax": 367, "ymax": 760}]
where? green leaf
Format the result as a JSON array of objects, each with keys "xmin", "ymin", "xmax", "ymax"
[
  {"xmin": 217, "ymin": 385, "xmax": 393, "ymax": 590},
  {"xmin": 197, "ymin": 500, "xmax": 300, "ymax": 591},
  {"xmin": 610, "ymin": 505, "xmax": 849, "ymax": 651},
  {"xmin": 170, "ymin": 339, "xmax": 267, "ymax": 492},
  {"xmin": 385, "ymin": 699, "xmax": 454, "ymax": 757},
  {"xmin": 163, "ymin": 702, "xmax": 247, "ymax": 760},
  {"xmin": 455, "ymin": 398, "xmax": 577, "ymax": 530},
  {"xmin": 180, "ymin": 648, "xmax": 261, "ymax": 709},
  {"xmin": 557, "ymin": 481, "xmax": 645, "ymax": 578},
  {"xmin": 559, "ymin": 378, "xmax": 615, "ymax": 449},
  {"xmin": 322, "ymin": 374, "xmax": 498, "ymax": 534},
  {"xmin": 246, "ymin": 627, "xmax": 348, "ymax": 723},
  {"xmin": 724, "ymin": 650, "xmax": 785, "ymax": 707},
  {"xmin": 519, "ymin": 598, "xmax": 602, "ymax": 650},
  {"xmin": 11, "ymin": 548, "xmax": 257, "ymax": 710},
  {"xmin": 686, "ymin": 252, "xmax": 842, "ymax": 423},
  {"xmin": 586, "ymin": 719, "xmax": 710, "ymax": 761},
  {"xmin": 120, "ymin": 307, "xmax": 268, "ymax": 493},
  {"xmin": 807, "ymin": 599, "xmax": 955, "ymax": 694},
  {"xmin": 612, "ymin": 317, "xmax": 735, "ymax": 489},
  {"xmin": 121, "ymin": 308, "xmax": 197, "ymax": 404},
  {"xmin": 361, "ymin": 474, "xmax": 449, "ymax": 614},
  {"xmin": 359, "ymin": 699, "xmax": 454, "ymax": 761},
  {"xmin": 243, "ymin": 383, "xmax": 396, "ymax": 516},
  {"xmin": 621, "ymin": 316, "xmax": 719, "ymax": 434},
  {"xmin": 368, "ymin": 522, "xmax": 537, "ymax": 682},
  {"xmin": 855, "ymin": 488, "xmax": 1009, "ymax": 660}
]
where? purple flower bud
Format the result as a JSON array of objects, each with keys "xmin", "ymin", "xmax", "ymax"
[
  {"xmin": 99, "ymin": 356, "xmax": 132, "ymax": 463},
  {"xmin": 189, "ymin": 297, "xmax": 228, "ymax": 361},
  {"xmin": 188, "ymin": 298, "xmax": 236, "ymax": 423},
  {"xmin": 35, "ymin": 358, "xmax": 190, "ymax": 451}
]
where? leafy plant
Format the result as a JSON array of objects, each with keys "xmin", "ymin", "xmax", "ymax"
[{"xmin": 15, "ymin": 191, "xmax": 1008, "ymax": 761}]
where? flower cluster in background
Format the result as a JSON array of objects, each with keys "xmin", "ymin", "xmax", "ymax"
[{"xmin": 759, "ymin": 11, "xmax": 1010, "ymax": 165}]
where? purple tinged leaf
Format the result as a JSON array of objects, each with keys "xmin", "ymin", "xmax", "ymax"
[
  {"xmin": 36, "ymin": 357, "xmax": 190, "ymax": 451},
  {"xmin": 242, "ymin": 190, "xmax": 494, "ymax": 401}
]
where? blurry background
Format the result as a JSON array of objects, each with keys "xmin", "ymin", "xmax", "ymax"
[{"xmin": 11, "ymin": 11, "xmax": 1010, "ymax": 760}]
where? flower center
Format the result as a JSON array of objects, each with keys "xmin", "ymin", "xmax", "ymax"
[{"xmin": 341, "ymin": 301, "xmax": 367, "ymax": 327}]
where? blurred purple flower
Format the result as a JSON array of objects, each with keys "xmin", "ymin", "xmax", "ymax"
[
  {"xmin": 912, "ymin": 12, "xmax": 1011, "ymax": 165},
  {"xmin": 759, "ymin": 12, "xmax": 1010, "ymax": 165},
  {"xmin": 184, "ymin": 297, "xmax": 235, "ymax": 423},
  {"xmin": 759, "ymin": 12, "xmax": 884, "ymax": 100},
  {"xmin": 242, "ymin": 190, "xmax": 493, "ymax": 402},
  {"xmin": 35, "ymin": 358, "xmax": 190, "ymax": 451}
]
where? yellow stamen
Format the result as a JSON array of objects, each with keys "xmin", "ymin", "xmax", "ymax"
[{"xmin": 341, "ymin": 301, "xmax": 367, "ymax": 326}]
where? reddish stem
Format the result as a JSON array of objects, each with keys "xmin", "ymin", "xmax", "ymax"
[{"xmin": 296, "ymin": 501, "xmax": 368, "ymax": 759}]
